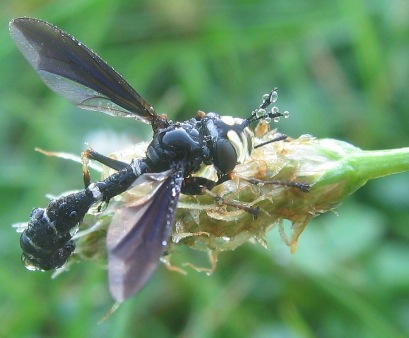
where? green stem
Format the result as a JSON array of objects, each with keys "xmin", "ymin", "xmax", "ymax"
[{"xmin": 351, "ymin": 147, "xmax": 409, "ymax": 180}]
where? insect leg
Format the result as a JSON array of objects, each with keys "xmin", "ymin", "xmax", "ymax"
[
  {"xmin": 81, "ymin": 148, "xmax": 130, "ymax": 188},
  {"xmin": 181, "ymin": 177, "xmax": 217, "ymax": 195},
  {"xmin": 254, "ymin": 133, "xmax": 287, "ymax": 149},
  {"xmin": 202, "ymin": 187, "xmax": 260, "ymax": 218},
  {"xmin": 81, "ymin": 150, "xmax": 92, "ymax": 188},
  {"xmin": 83, "ymin": 148, "xmax": 129, "ymax": 171},
  {"xmin": 183, "ymin": 176, "xmax": 260, "ymax": 217},
  {"xmin": 239, "ymin": 176, "xmax": 311, "ymax": 192}
]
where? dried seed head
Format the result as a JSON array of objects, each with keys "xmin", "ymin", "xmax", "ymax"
[{"xmin": 36, "ymin": 133, "xmax": 409, "ymax": 271}]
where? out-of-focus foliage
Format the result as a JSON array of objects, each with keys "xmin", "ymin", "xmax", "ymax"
[{"xmin": 1, "ymin": 0, "xmax": 408, "ymax": 337}]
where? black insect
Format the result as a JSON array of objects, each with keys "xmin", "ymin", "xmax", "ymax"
[{"xmin": 10, "ymin": 18, "xmax": 309, "ymax": 302}]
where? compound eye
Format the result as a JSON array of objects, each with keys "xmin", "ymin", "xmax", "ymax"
[{"xmin": 214, "ymin": 139, "xmax": 237, "ymax": 174}]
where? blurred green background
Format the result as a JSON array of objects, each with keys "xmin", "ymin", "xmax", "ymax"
[{"xmin": 1, "ymin": 0, "xmax": 409, "ymax": 337}]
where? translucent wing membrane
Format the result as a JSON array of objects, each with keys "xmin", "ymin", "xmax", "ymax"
[
  {"xmin": 9, "ymin": 18, "xmax": 156, "ymax": 123},
  {"xmin": 107, "ymin": 169, "xmax": 183, "ymax": 302}
]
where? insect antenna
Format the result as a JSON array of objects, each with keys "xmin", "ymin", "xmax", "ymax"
[{"xmin": 247, "ymin": 88, "xmax": 289, "ymax": 124}]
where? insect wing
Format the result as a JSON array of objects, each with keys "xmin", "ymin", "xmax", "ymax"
[
  {"xmin": 107, "ymin": 169, "xmax": 183, "ymax": 302},
  {"xmin": 9, "ymin": 18, "xmax": 155, "ymax": 123}
]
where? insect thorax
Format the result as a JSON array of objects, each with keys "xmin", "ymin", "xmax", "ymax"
[{"xmin": 145, "ymin": 112, "xmax": 255, "ymax": 177}]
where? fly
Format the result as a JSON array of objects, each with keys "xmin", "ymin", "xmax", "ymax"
[{"xmin": 10, "ymin": 18, "xmax": 309, "ymax": 302}]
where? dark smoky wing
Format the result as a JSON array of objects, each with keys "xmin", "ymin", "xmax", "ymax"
[
  {"xmin": 107, "ymin": 169, "xmax": 183, "ymax": 302},
  {"xmin": 9, "ymin": 17, "xmax": 156, "ymax": 123}
]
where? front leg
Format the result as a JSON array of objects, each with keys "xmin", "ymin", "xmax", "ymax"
[
  {"xmin": 181, "ymin": 176, "xmax": 217, "ymax": 195},
  {"xmin": 181, "ymin": 174, "xmax": 259, "ymax": 218},
  {"xmin": 181, "ymin": 171, "xmax": 237, "ymax": 195}
]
